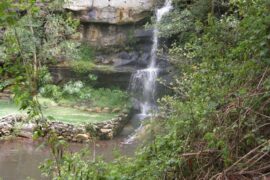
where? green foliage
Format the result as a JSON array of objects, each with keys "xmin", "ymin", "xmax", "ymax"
[
  {"xmin": 40, "ymin": 84, "xmax": 63, "ymax": 102},
  {"xmin": 63, "ymin": 81, "xmax": 84, "ymax": 96},
  {"xmin": 0, "ymin": 0, "xmax": 79, "ymax": 118},
  {"xmin": 68, "ymin": 43, "xmax": 96, "ymax": 73},
  {"xmin": 78, "ymin": 43, "xmax": 95, "ymax": 62},
  {"xmin": 39, "ymin": 81, "xmax": 130, "ymax": 109},
  {"xmin": 86, "ymin": 88, "xmax": 130, "ymax": 108},
  {"xmin": 42, "ymin": 0, "xmax": 270, "ymax": 179},
  {"xmin": 69, "ymin": 60, "xmax": 95, "ymax": 73}
]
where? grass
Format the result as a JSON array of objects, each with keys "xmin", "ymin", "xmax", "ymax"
[
  {"xmin": 43, "ymin": 106, "xmax": 116, "ymax": 125},
  {"xmin": 0, "ymin": 100, "xmax": 24, "ymax": 116},
  {"xmin": 0, "ymin": 99, "xmax": 117, "ymax": 125}
]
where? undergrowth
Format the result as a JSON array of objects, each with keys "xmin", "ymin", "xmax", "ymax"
[{"xmin": 40, "ymin": 0, "xmax": 270, "ymax": 179}]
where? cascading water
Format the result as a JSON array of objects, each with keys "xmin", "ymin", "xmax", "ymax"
[
  {"xmin": 129, "ymin": 0, "xmax": 173, "ymax": 116},
  {"xmin": 125, "ymin": 0, "xmax": 173, "ymax": 144}
]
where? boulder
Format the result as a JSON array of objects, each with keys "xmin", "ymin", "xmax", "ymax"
[
  {"xmin": 76, "ymin": 134, "xmax": 90, "ymax": 141},
  {"xmin": 112, "ymin": 108, "xmax": 121, "ymax": 113},
  {"xmin": 17, "ymin": 131, "xmax": 33, "ymax": 139},
  {"xmin": 95, "ymin": 107, "xmax": 102, "ymax": 113},
  {"xmin": 78, "ymin": 107, "xmax": 85, "ymax": 111},
  {"xmin": 100, "ymin": 128, "xmax": 112, "ymax": 134},
  {"xmin": 103, "ymin": 123, "xmax": 113, "ymax": 129},
  {"xmin": 102, "ymin": 107, "xmax": 111, "ymax": 113},
  {"xmin": 87, "ymin": 108, "xmax": 94, "ymax": 112},
  {"xmin": 21, "ymin": 123, "xmax": 36, "ymax": 133}
]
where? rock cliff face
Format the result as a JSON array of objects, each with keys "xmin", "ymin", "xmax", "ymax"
[
  {"xmin": 65, "ymin": 0, "xmax": 155, "ymax": 24},
  {"xmin": 65, "ymin": 0, "xmax": 155, "ymax": 47},
  {"xmin": 48, "ymin": 0, "xmax": 160, "ymax": 89},
  {"xmin": 58, "ymin": 0, "xmax": 171, "ymax": 91}
]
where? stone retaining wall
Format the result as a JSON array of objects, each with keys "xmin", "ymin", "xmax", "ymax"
[
  {"xmin": 0, "ymin": 113, "xmax": 130, "ymax": 142},
  {"xmin": 0, "ymin": 114, "xmax": 27, "ymax": 136}
]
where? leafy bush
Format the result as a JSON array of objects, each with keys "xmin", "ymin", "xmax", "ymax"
[
  {"xmin": 69, "ymin": 43, "xmax": 96, "ymax": 73},
  {"xmin": 40, "ymin": 84, "xmax": 62, "ymax": 102},
  {"xmin": 41, "ymin": 0, "xmax": 270, "ymax": 179},
  {"xmin": 63, "ymin": 81, "xmax": 84, "ymax": 96},
  {"xmin": 87, "ymin": 88, "xmax": 129, "ymax": 108},
  {"xmin": 69, "ymin": 60, "xmax": 95, "ymax": 73},
  {"xmin": 40, "ymin": 80, "xmax": 129, "ymax": 109},
  {"xmin": 78, "ymin": 43, "xmax": 95, "ymax": 62}
]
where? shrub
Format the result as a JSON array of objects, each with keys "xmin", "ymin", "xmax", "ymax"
[
  {"xmin": 63, "ymin": 81, "xmax": 84, "ymax": 96},
  {"xmin": 39, "ymin": 84, "xmax": 62, "ymax": 102}
]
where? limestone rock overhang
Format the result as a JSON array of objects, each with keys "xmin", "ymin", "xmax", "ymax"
[{"xmin": 64, "ymin": 0, "xmax": 156, "ymax": 24}]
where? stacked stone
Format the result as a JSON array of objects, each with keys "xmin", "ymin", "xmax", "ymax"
[
  {"xmin": 95, "ymin": 113, "xmax": 129, "ymax": 140},
  {"xmin": 0, "ymin": 114, "xmax": 26, "ymax": 136},
  {"xmin": 47, "ymin": 122, "xmax": 87, "ymax": 142},
  {"xmin": 0, "ymin": 112, "xmax": 130, "ymax": 142}
]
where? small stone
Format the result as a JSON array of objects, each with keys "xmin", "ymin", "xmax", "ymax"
[
  {"xmin": 76, "ymin": 134, "xmax": 89, "ymax": 141},
  {"xmin": 17, "ymin": 131, "xmax": 33, "ymax": 139},
  {"xmin": 102, "ymin": 60, "xmax": 111, "ymax": 64},
  {"xmin": 95, "ymin": 107, "xmax": 102, "ymax": 113},
  {"xmin": 21, "ymin": 123, "xmax": 36, "ymax": 133},
  {"xmin": 102, "ymin": 107, "xmax": 111, "ymax": 113},
  {"xmin": 57, "ymin": 136, "xmax": 64, "ymax": 140},
  {"xmin": 103, "ymin": 124, "xmax": 113, "ymax": 129},
  {"xmin": 100, "ymin": 129, "xmax": 111, "ymax": 134},
  {"xmin": 108, "ymin": 132, "xmax": 114, "ymax": 139},
  {"xmin": 87, "ymin": 108, "xmax": 94, "ymax": 112},
  {"xmin": 79, "ymin": 107, "xmax": 87, "ymax": 111},
  {"xmin": 112, "ymin": 108, "xmax": 121, "ymax": 113}
]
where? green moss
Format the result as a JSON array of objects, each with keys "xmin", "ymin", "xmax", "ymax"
[
  {"xmin": 69, "ymin": 60, "xmax": 95, "ymax": 73},
  {"xmin": 91, "ymin": 65, "xmax": 115, "ymax": 74}
]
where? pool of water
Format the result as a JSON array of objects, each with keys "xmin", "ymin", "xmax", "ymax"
[
  {"xmin": 0, "ymin": 113, "xmax": 144, "ymax": 180},
  {"xmin": 0, "ymin": 136, "xmax": 137, "ymax": 180}
]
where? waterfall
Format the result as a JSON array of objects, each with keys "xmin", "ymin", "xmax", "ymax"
[
  {"xmin": 129, "ymin": 0, "xmax": 173, "ymax": 116},
  {"xmin": 124, "ymin": 0, "xmax": 173, "ymax": 144}
]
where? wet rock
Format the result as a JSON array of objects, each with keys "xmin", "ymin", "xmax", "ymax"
[
  {"xmin": 134, "ymin": 29, "xmax": 153, "ymax": 38},
  {"xmin": 138, "ymin": 53, "xmax": 150, "ymax": 67},
  {"xmin": 114, "ymin": 58, "xmax": 135, "ymax": 67},
  {"xmin": 129, "ymin": 52, "xmax": 139, "ymax": 62},
  {"xmin": 113, "ymin": 51, "xmax": 139, "ymax": 67},
  {"xmin": 118, "ymin": 51, "xmax": 130, "ymax": 59}
]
